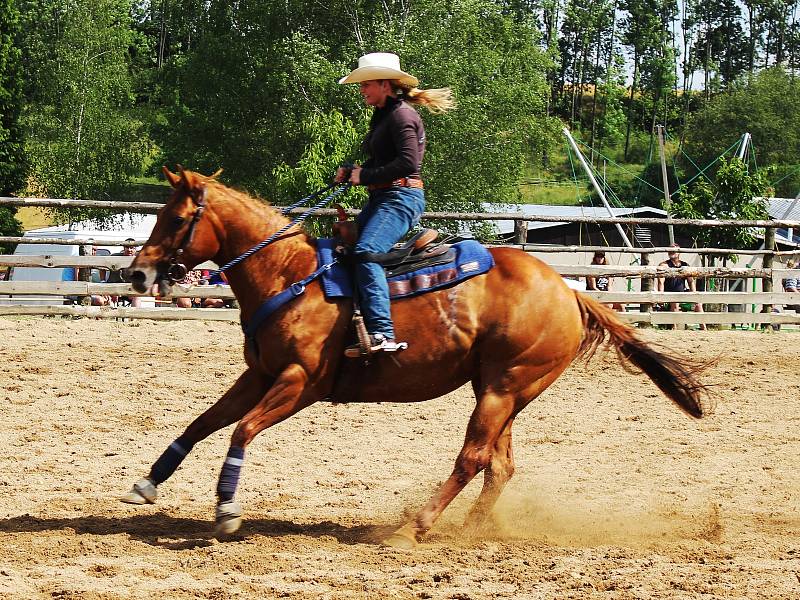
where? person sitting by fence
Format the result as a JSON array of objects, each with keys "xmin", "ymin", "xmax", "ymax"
[
  {"xmin": 175, "ymin": 269, "xmax": 205, "ymax": 308},
  {"xmin": 657, "ymin": 244, "xmax": 706, "ymax": 330},
  {"xmin": 585, "ymin": 251, "xmax": 624, "ymax": 311},
  {"xmin": 75, "ymin": 247, "xmax": 112, "ymax": 306},
  {"xmin": 783, "ymin": 259, "xmax": 799, "ymax": 312},
  {"xmin": 107, "ymin": 239, "xmax": 141, "ymax": 307},
  {"xmin": 201, "ymin": 271, "xmax": 235, "ymax": 308}
]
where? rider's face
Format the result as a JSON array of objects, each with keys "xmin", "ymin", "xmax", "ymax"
[{"xmin": 359, "ymin": 80, "xmax": 391, "ymax": 108}]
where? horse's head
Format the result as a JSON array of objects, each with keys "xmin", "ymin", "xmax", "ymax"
[{"xmin": 126, "ymin": 166, "xmax": 223, "ymax": 294}]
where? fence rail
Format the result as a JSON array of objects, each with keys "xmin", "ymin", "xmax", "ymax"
[
  {"xmin": 1, "ymin": 304, "xmax": 796, "ymax": 326},
  {"xmin": 4, "ymin": 196, "xmax": 800, "ymax": 229},
  {"xmin": 3, "ymin": 195, "xmax": 800, "ymax": 325},
  {"xmin": 0, "ymin": 281, "xmax": 235, "ymax": 298}
]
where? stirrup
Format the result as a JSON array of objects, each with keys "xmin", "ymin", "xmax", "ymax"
[{"xmin": 345, "ymin": 333, "xmax": 408, "ymax": 358}]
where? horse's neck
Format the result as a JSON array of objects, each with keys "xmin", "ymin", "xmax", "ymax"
[{"xmin": 210, "ymin": 191, "xmax": 316, "ymax": 316}]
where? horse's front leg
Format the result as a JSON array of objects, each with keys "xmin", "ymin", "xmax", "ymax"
[
  {"xmin": 121, "ymin": 367, "xmax": 271, "ymax": 505},
  {"xmin": 213, "ymin": 363, "xmax": 316, "ymax": 537}
]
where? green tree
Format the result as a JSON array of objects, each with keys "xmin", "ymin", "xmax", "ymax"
[
  {"xmin": 620, "ymin": 0, "xmax": 668, "ymax": 159},
  {"xmin": 0, "ymin": 0, "xmax": 25, "ymax": 252},
  {"xmin": 155, "ymin": 0, "xmax": 555, "ymax": 229},
  {"xmin": 20, "ymin": 0, "xmax": 153, "ymax": 223},
  {"xmin": 671, "ymin": 157, "xmax": 770, "ymax": 258},
  {"xmin": 682, "ymin": 67, "xmax": 800, "ymax": 196}
]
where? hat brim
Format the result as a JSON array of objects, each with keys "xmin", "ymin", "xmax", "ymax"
[{"xmin": 339, "ymin": 66, "xmax": 418, "ymax": 87}]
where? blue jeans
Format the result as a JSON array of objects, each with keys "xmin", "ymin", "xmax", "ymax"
[{"xmin": 354, "ymin": 187, "xmax": 425, "ymax": 339}]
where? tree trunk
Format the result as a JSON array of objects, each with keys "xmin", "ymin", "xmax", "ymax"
[
  {"xmin": 598, "ymin": 0, "xmax": 617, "ymax": 155},
  {"xmin": 588, "ymin": 24, "xmax": 604, "ymax": 159},
  {"xmin": 624, "ymin": 50, "xmax": 639, "ymax": 161},
  {"xmin": 704, "ymin": 19, "xmax": 712, "ymax": 100}
]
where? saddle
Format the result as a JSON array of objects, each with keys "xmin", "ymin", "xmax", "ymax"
[{"xmin": 331, "ymin": 204, "xmax": 453, "ymax": 277}]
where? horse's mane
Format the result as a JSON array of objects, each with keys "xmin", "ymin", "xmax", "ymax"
[{"xmin": 173, "ymin": 170, "xmax": 291, "ymax": 234}]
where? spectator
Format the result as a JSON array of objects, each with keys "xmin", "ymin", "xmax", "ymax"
[
  {"xmin": 783, "ymin": 259, "xmax": 799, "ymax": 312},
  {"xmin": 201, "ymin": 271, "xmax": 233, "ymax": 308},
  {"xmin": 585, "ymin": 251, "xmax": 624, "ymax": 311},
  {"xmin": 77, "ymin": 247, "xmax": 111, "ymax": 306},
  {"xmin": 657, "ymin": 244, "xmax": 706, "ymax": 330},
  {"xmin": 783, "ymin": 259, "xmax": 798, "ymax": 293},
  {"xmin": 176, "ymin": 269, "xmax": 204, "ymax": 308},
  {"xmin": 107, "ymin": 238, "xmax": 141, "ymax": 307}
]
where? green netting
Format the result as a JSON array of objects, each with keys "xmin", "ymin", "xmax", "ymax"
[
  {"xmin": 575, "ymin": 139, "xmax": 664, "ymax": 195},
  {"xmin": 769, "ymin": 164, "xmax": 800, "ymax": 187},
  {"xmin": 670, "ymin": 136, "xmax": 742, "ymax": 196}
]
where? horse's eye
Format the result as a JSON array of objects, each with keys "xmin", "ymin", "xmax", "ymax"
[{"xmin": 173, "ymin": 215, "xmax": 186, "ymax": 228}]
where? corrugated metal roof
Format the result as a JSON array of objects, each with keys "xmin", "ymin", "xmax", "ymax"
[
  {"xmin": 767, "ymin": 197, "xmax": 800, "ymax": 221},
  {"xmin": 766, "ymin": 197, "xmax": 800, "ymax": 246},
  {"xmin": 482, "ymin": 203, "xmax": 667, "ymax": 234}
]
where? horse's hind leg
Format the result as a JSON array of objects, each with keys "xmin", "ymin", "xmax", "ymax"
[
  {"xmin": 462, "ymin": 420, "xmax": 515, "ymax": 535},
  {"xmin": 383, "ymin": 390, "xmax": 515, "ymax": 549},
  {"xmin": 384, "ymin": 359, "xmax": 572, "ymax": 549},
  {"xmin": 121, "ymin": 368, "xmax": 270, "ymax": 505}
]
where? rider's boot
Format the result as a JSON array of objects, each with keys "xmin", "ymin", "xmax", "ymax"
[{"xmin": 345, "ymin": 333, "xmax": 408, "ymax": 358}]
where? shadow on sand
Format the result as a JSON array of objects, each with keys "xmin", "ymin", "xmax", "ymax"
[{"xmin": 0, "ymin": 512, "xmax": 400, "ymax": 550}]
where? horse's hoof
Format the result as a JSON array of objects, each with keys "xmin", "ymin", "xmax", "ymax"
[
  {"xmin": 214, "ymin": 500, "xmax": 243, "ymax": 537},
  {"xmin": 382, "ymin": 532, "xmax": 418, "ymax": 550},
  {"xmin": 120, "ymin": 478, "xmax": 157, "ymax": 505}
]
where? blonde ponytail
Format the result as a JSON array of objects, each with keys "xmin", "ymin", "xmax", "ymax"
[{"xmin": 391, "ymin": 81, "xmax": 455, "ymax": 114}]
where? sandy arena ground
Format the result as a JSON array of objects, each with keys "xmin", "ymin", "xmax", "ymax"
[{"xmin": 0, "ymin": 317, "xmax": 799, "ymax": 599}]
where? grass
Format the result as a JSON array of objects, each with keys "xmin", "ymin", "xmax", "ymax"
[
  {"xmin": 518, "ymin": 183, "xmax": 585, "ymax": 205},
  {"xmin": 17, "ymin": 208, "xmax": 54, "ymax": 231},
  {"xmin": 15, "ymin": 177, "xmax": 171, "ymax": 232}
]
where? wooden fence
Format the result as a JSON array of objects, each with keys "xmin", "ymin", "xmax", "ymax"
[{"xmin": 2, "ymin": 196, "xmax": 800, "ymax": 326}]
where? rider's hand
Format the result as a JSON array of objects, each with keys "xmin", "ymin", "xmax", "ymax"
[
  {"xmin": 349, "ymin": 167, "xmax": 362, "ymax": 185},
  {"xmin": 335, "ymin": 167, "xmax": 348, "ymax": 183}
]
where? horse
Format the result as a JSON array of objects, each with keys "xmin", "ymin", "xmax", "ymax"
[{"xmin": 121, "ymin": 167, "xmax": 707, "ymax": 548}]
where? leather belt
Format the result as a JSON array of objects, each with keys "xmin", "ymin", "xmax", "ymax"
[{"xmin": 367, "ymin": 177, "xmax": 424, "ymax": 191}]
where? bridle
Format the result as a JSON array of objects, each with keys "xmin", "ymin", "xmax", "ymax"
[{"xmin": 162, "ymin": 185, "xmax": 208, "ymax": 284}]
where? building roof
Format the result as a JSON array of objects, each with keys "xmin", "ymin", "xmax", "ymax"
[
  {"xmin": 765, "ymin": 197, "xmax": 800, "ymax": 246},
  {"xmin": 25, "ymin": 215, "xmax": 157, "ymax": 240},
  {"xmin": 482, "ymin": 203, "xmax": 668, "ymax": 234},
  {"xmin": 767, "ymin": 197, "xmax": 800, "ymax": 221}
]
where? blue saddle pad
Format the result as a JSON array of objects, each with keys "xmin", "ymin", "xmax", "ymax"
[{"xmin": 317, "ymin": 238, "xmax": 494, "ymax": 300}]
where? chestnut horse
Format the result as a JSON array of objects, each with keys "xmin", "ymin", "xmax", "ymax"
[{"xmin": 121, "ymin": 167, "xmax": 706, "ymax": 548}]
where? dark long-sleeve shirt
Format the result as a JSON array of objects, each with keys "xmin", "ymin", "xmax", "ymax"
[{"xmin": 359, "ymin": 96, "xmax": 425, "ymax": 186}]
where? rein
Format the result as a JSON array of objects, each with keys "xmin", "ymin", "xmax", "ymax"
[
  {"xmin": 164, "ymin": 182, "xmax": 351, "ymax": 283},
  {"xmin": 211, "ymin": 182, "xmax": 351, "ymax": 277}
]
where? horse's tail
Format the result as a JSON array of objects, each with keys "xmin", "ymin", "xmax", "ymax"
[{"xmin": 573, "ymin": 291, "xmax": 709, "ymax": 419}]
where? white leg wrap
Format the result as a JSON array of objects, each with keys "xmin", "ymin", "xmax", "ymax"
[{"xmin": 120, "ymin": 477, "xmax": 157, "ymax": 505}]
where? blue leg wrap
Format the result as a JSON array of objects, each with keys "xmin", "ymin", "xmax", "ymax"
[
  {"xmin": 149, "ymin": 435, "xmax": 194, "ymax": 484},
  {"xmin": 217, "ymin": 446, "xmax": 245, "ymax": 502}
]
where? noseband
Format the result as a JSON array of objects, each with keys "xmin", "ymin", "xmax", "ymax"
[{"xmin": 164, "ymin": 186, "xmax": 208, "ymax": 283}]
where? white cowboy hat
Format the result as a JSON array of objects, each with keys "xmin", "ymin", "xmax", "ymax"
[{"xmin": 338, "ymin": 52, "xmax": 419, "ymax": 87}]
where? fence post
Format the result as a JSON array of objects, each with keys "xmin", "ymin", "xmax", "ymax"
[
  {"xmin": 761, "ymin": 227, "xmax": 776, "ymax": 329},
  {"xmin": 514, "ymin": 219, "xmax": 527, "ymax": 245},
  {"xmin": 639, "ymin": 252, "xmax": 652, "ymax": 319},
  {"xmin": 78, "ymin": 244, "xmax": 92, "ymax": 306}
]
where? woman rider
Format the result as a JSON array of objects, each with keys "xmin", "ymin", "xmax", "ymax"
[{"xmin": 336, "ymin": 52, "xmax": 453, "ymax": 357}]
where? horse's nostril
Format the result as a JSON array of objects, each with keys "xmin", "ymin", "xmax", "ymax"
[{"xmin": 126, "ymin": 269, "xmax": 145, "ymax": 284}]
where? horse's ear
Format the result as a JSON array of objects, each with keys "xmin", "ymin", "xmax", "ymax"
[
  {"xmin": 209, "ymin": 168, "xmax": 223, "ymax": 180},
  {"xmin": 175, "ymin": 166, "xmax": 206, "ymax": 202},
  {"xmin": 333, "ymin": 203, "xmax": 347, "ymax": 222},
  {"xmin": 162, "ymin": 166, "xmax": 181, "ymax": 188}
]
